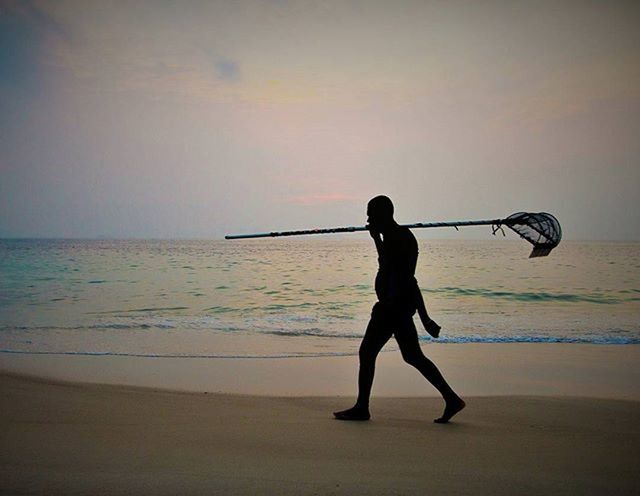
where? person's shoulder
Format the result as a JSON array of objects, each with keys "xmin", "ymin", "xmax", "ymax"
[
  {"xmin": 398, "ymin": 225, "xmax": 417, "ymax": 245},
  {"xmin": 398, "ymin": 224, "xmax": 415, "ymax": 238}
]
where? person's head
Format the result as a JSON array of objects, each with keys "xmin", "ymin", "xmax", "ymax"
[{"xmin": 367, "ymin": 195, "xmax": 395, "ymax": 232}]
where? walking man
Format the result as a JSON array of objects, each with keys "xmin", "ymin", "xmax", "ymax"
[{"xmin": 334, "ymin": 195, "xmax": 465, "ymax": 423}]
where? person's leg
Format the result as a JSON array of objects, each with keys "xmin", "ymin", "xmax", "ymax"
[
  {"xmin": 394, "ymin": 316, "xmax": 465, "ymax": 423},
  {"xmin": 334, "ymin": 304, "xmax": 392, "ymax": 420},
  {"xmin": 356, "ymin": 312, "xmax": 392, "ymax": 410}
]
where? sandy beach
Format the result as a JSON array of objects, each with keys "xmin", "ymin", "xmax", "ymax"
[{"xmin": 2, "ymin": 344, "xmax": 640, "ymax": 495}]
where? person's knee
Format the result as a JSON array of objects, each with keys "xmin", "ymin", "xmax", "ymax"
[
  {"xmin": 359, "ymin": 344, "xmax": 375, "ymax": 364},
  {"xmin": 402, "ymin": 351, "xmax": 424, "ymax": 367}
]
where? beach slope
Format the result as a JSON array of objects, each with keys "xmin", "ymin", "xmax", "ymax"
[{"xmin": 1, "ymin": 372, "xmax": 638, "ymax": 495}]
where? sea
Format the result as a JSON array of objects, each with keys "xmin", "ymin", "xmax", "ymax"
[{"xmin": 1, "ymin": 238, "xmax": 639, "ymax": 359}]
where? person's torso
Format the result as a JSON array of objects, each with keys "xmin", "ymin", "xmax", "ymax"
[{"xmin": 374, "ymin": 226, "xmax": 418, "ymax": 306}]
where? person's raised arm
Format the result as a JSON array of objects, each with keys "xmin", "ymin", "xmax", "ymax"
[{"xmin": 368, "ymin": 225, "xmax": 385, "ymax": 265}]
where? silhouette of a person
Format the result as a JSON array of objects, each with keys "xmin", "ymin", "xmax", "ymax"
[{"xmin": 334, "ymin": 195, "xmax": 465, "ymax": 423}]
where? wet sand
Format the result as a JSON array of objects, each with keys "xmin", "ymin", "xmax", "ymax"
[{"xmin": 2, "ymin": 343, "xmax": 639, "ymax": 399}]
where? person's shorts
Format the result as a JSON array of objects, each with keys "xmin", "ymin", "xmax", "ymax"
[{"xmin": 371, "ymin": 300, "xmax": 416, "ymax": 321}]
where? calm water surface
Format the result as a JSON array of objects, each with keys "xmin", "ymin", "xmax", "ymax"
[{"xmin": 1, "ymin": 238, "xmax": 639, "ymax": 358}]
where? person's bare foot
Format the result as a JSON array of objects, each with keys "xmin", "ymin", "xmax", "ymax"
[
  {"xmin": 333, "ymin": 405, "xmax": 370, "ymax": 421},
  {"xmin": 434, "ymin": 397, "xmax": 465, "ymax": 423}
]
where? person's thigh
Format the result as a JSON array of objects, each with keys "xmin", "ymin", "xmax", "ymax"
[
  {"xmin": 393, "ymin": 315, "xmax": 424, "ymax": 360},
  {"xmin": 360, "ymin": 303, "xmax": 394, "ymax": 358}
]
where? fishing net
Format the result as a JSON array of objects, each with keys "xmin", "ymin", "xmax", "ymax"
[{"xmin": 503, "ymin": 212, "xmax": 562, "ymax": 258}]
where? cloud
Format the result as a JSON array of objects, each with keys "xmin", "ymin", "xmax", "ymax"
[
  {"xmin": 282, "ymin": 194, "xmax": 359, "ymax": 206},
  {"xmin": 214, "ymin": 58, "xmax": 240, "ymax": 82},
  {"xmin": 0, "ymin": 0, "xmax": 73, "ymax": 88},
  {"xmin": 1, "ymin": 0, "xmax": 73, "ymax": 43}
]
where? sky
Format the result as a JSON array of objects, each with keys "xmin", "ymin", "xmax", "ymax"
[{"xmin": 1, "ymin": 0, "xmax": 639, "ymax": 240}]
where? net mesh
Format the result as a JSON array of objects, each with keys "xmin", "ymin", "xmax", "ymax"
[{"xmin": 504, "ymin": 212, "xmax": 562, "ymax": 258}]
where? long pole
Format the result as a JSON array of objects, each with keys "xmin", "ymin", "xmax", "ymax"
[{"xmin": 225, "ymin": 218, "xmax": 506, "ymax": 240}]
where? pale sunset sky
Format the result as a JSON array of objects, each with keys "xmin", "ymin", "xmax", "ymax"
[{"xmin": 1, "ymin": 0, "xmax": 639, "ymax": 239}]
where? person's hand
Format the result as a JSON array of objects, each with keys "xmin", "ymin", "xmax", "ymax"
[
  {"xmin": 367, "ymin": 224, "xmax": 381, "ymax": 241},
  {"xmin": 425, "ymin": 319, "xmax": 441, "ymax": 338}
]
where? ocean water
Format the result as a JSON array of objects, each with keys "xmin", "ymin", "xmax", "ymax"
[{"xmin": 1, "ymin": 238, "xmax": 639, "ymax": 358}]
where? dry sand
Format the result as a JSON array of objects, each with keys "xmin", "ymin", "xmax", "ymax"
[{"xmin": 1, "ymin": 371, "xmax": 639, "ymax": 495}]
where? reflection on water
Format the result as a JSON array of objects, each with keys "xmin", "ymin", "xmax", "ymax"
[{"xmin": 1, "ymin": 238, "xmax": 639, "ymax": 357}]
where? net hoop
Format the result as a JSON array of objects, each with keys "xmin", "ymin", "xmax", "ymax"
[{"xmin": 502, "ymin": 212, "xmax": 562, "ymax": 258}]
